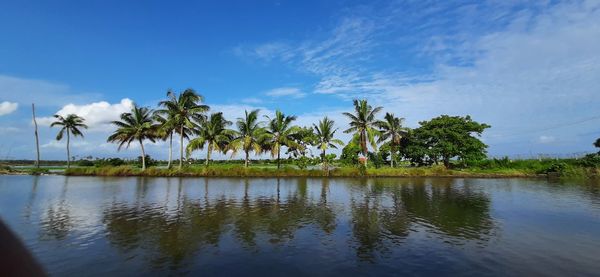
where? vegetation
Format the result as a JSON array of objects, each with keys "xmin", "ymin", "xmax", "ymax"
[
  {"xmin": 186, "ymin": 112, "xmax": 235, "ymax": 166},
  {"xmin": 343, "ymin": 99, "xmax": 382, "ymax": 158},
  {"xmin": 107, "ymin": 105, "xmax": 157, "ymax": 170},
  {"xmin": 156, "ymin": 89, "xmax": 209, "ymax": 169},
  {"xmin": 9, "ymin": 92, "xmax": 599, "ymax": 180},
  {"xmin": 50, "ymin": 114, "xmax": 88, "ymax": 168}
]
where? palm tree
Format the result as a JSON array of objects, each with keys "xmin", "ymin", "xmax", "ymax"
[
  {"xmin": 342, "ymin": 99, "xmax": 383, "ymax": 157},
  {"xmin": 231, "ymin": 109, "xmax": 266, "ymax": 167},
  {"xmin": 186, "ymin": 112, "xmax": 235, "ymax": 167},
  {"xmin": 376, "ymin": 112, "xmax": 408, "ymax": 167},
  {"xmin": 313, "ymin": 117, "xmax": 344, "ymax": 169},
  {"xmin": 153, "ymin": 113, "xmax": 176, "ymax": 169},
  {"xmin": 264, "ymin": 110, "xmax": 301, "ymax": 169},
  {"xmin": 107, "ymin": 105, "xmax": 157, "ymax": 170},
  {"xmin": 157, "ymin": 89, "xmax": 209, "ymax": 169},
  {"xmin": 50, "ymin": 114, "xmax": 88, "ymax": 168}
]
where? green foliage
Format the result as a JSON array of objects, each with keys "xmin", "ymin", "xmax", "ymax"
[
  {"xmin": 294, "ymin": 156, "xmax": 313, "ymax": 170},
  {"xmin": 578, "ymin": 154, "xmax": 600, "ymax": 167},
  {"xmin": 77, "ymin": 159, "xmax": 95, "ymax": 166},
  {"xmin": 340, "ymin": 142, "xmax": 361, "ymax": 165},
  {"xmin": 137, "ymin": 155, "xmax": 157, "ymax": 168},
  {"xmin": 595, "ymin": 138, "xmax": 600, "ymax": 154},
  {"xmin": 343, "ymin": 99, "xmax": 382, "ymax": 155},
  {"xmin": 94, "ymin": 158, "xmax": 126, "ymax": 167},
  {"xmin": 402, "ymin": 115, "xmax": 490, "ymax": 168}
]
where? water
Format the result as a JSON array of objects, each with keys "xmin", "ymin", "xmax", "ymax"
[{"xmin": 1, "ymin": 176, "xmax": 600, "ymax": 276}]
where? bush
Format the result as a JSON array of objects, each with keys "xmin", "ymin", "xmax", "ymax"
[
  {"xmin": 77, "ymin": 160, "xmax": 95, "ymax": 167},
  {"xmin": 577, "ymin": 154, "xmax": 600, "ymax": 167},
  {"xmin": 95, "ymin": 158, "xmax": 125, "ymax": 167},
  {"xmin": 137, "ymin": 155, "xmax": 157, "ymax": 168}
]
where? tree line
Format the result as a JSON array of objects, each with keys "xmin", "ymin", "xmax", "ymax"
[{"xmin": 50, "ymin": 88, "xmax": 495, "ymax": 170}]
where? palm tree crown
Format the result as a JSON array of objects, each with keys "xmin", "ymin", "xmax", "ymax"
[
  {"xmin": 156, "ymin": 89, "xmax": 209, "ymax": 168},
  {"xmin": 376, "ymin": 112, "xmax": 409, "ymax": 167},
  {"xmin": 231, "ymin": 109, "xmax": 267, "ymax": 167},
  {"xmin": 107, "ymin": 104, "xmax": 156, "ymax": 170},
  {"xmin": 264, "ymin": 110, "xmax": 301, "ymax": 169},
  {"xmin": 314, "ymin": 117, "xmax": 344, "ymax": 161},
  {"xmin": 187, "ymin": 112, "xmax": 235, "ymax": 166},
  {"xmin": 50, "ymin": 114, "xmax": 88, "ymax": 168},
  {"xmin": 342, "ymin": 99, "xmax": 383, "ymax": 156}
]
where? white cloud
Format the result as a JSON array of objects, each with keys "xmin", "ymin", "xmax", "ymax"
[
  {"xmin": 265, "ymin": 87, "xmax": 306, "ymax": 98},
  {"xmin": 0, "ymin": 101, "xmax": 18, "ymax": 116},
  {"xmin": 37, "ymin": 99, "xmax": 134, "ymax": 131},
  {"xmin": 538, "ymin": 135, "xmax": 556, "ymax": 144}
]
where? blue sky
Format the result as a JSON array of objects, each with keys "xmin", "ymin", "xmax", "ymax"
[{"xmin": 1, "ymin": 0, "xmax": 599, "ymax": 160}]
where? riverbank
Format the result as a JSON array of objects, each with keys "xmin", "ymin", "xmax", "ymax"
[{"xmin": 58, "ymin": 165, "xmax": 545, "ymax": 178}]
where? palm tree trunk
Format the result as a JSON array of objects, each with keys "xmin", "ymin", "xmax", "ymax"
[
  {"xmin": 179, "ymin": 126, "xmax": 184, "ymax": 169},
  {"xmin": 390, "ymin": 145, "xmax": 394, "ymax": 168},
  {"xmin": 322, "ymin": 148, "xmax": 326, "ymax": 170},
  {"xmin": 167, "ymin": 132, "xmax": 173, "ymax": 169},
  {"xmin": 277, "ymin": 148, "xmax": 281, "ymax": 169},
  {"xmin": 66, "ymin": 129, "xmax": 71, "ymax": 169},
  {"xmin": 205, "ymin": 143, "xmax": 211, "ymax": 167},
  {"xmin": 245, "ymin": 150, "xmax": 249, "ymax": 167},
  {"xmin": 32, "ymin": 104, "xmax": 40, "ymax": 169},
  {"xmin": 139, "ymin": 139, "xmax": 146, "ymax": 170}
]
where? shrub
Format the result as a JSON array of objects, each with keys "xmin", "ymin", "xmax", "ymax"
[{"xmin": 77, "ymin": 160, "xmax": 95, "ymax": 167}]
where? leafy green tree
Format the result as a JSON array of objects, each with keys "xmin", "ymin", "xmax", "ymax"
[
  {"xmin": 375, "ymin": 113, "xmax": 408, "ymax": 167},
  {"xmin": 414, "ymin": 115, "xmax": 490, "ymax": 168},
  {"xmin": 50, "ymin": 114, "xmax": 88, "ymax": 168},
  {"xmin": 107, "ymin": 105, "xmax": 157, "ymax": 170},
  {"xmin": 264, "ymin": 110, "xmax": 301, "ymax": 169},
  {"xmin": 595, "ymin": 138, "xmax": 600, "ymax": 154},
  {"xmin": 343, "ymin": 99, "xmax": 383, "ymax": 157},
  {"xmin": 187, "ymin": 112, "xmax": 235, "ymax": 167},
  {"xmin": 230, "ymin": 109, "xmax": 267, "ymax": 167},
  {"xmin": 340, "ymin": 142, "xmax": 362, "ymax": 165},
  {"xmin": 157, "ymin": 89, "xmax": 209, "ymax": 169},
  {"xmin": 313, "ymin": 117, "xmax": 344, "ymax": 169},
  {"xmin": 287, "ymin": 126, "xmax": 317, "ymax": 158}
]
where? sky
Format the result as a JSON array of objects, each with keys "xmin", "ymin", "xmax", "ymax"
[{"xmin": 0, "ymin": 0, "xmax": 599, "ymax": 160}]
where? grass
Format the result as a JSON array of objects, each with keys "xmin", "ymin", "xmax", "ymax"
[{"xmin": 63, "ymin": 164, "xmax": 546, "ymax": 178}]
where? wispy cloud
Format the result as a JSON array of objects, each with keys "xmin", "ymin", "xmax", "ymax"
[
  {"xmin": 235, "ymin": 1, "xmax": 600, "ymax": 155},
  {"xmin": 265, "ymin": 87, "xmax": 306, "ymax": 99}
]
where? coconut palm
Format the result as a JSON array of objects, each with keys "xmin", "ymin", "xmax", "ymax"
[
  {"xmin": 264, "ymin": 110, "xmax": 301, "ymax": 169},
  {"xmin": 230, "ymin": 109, "xmax": 267, "ymax": 167},
  {"xmin": 50, "ymin": 114, "xmax": 88, "ymax": 168},
  {"xmin": 342, "ymin": 99, "xmax": 383, "ymax": 156},
  {"xmin": 153, "ymin": 113, "xmax": 176, "ymax": 168},
  {"xmin": 156, "ymin": 89, "xmax": 209, "ymax": 169},
  {"xmin": 313, "ymin": 117, "xmax": 344, "ymax": 169},
  {"xmin": 107, "ymin": 105, "xmax": 156, "ymax": 170},
  {"xmin": 375, "ymin": 112, "xmax": 409, "ymax": 167},
  {"xmin": 186, "ymin": 112, "xmax": 235, "ymax": 166}
]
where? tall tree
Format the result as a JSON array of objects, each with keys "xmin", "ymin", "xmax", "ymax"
[
  {"xmin": 287, "ymin": 126, "xmax": 317, "ymax": 158},
  {"xmin": 186, "ymin": 112, "xmax": 235, "ymax": 167},
  {"xmin": 264, "ymin": 110, "xmax": 301, "ymax": 169},
  {"xmin": 107, "ymin": 105, "xmax": 157, "ymax": 170},
  {"xmin": 413, "ymin": 115, "xmax": 490, "ymax": 168},
  {"xmin": 375, "ymin": 113, "xmax": 409, "ymax": 167},
  {"xmin": 342, "ymin": 99, "xmax": 383, "ymax": 156},
  {"xmin": 153, "ymin": 113, "xmax": 176, "ymax": 169},
  {"xmin": 157, "ymin": 89, "xmax": 209, "ymax": 169},
  {"xmin": 313, "ymin": 117, "xmax": 344, "ymax": 169},
  {"xmin": 50, "ymin": 114, "xmax": 88, "ymax": 168},
  {"xmin": 231, "ymin": 109, "xmax": 266, "ymax": 167}
]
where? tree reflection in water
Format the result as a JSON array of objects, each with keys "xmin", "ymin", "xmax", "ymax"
[{"xmin": 34, "ymin": 177, "xmax": 493, "ymax": 270}]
